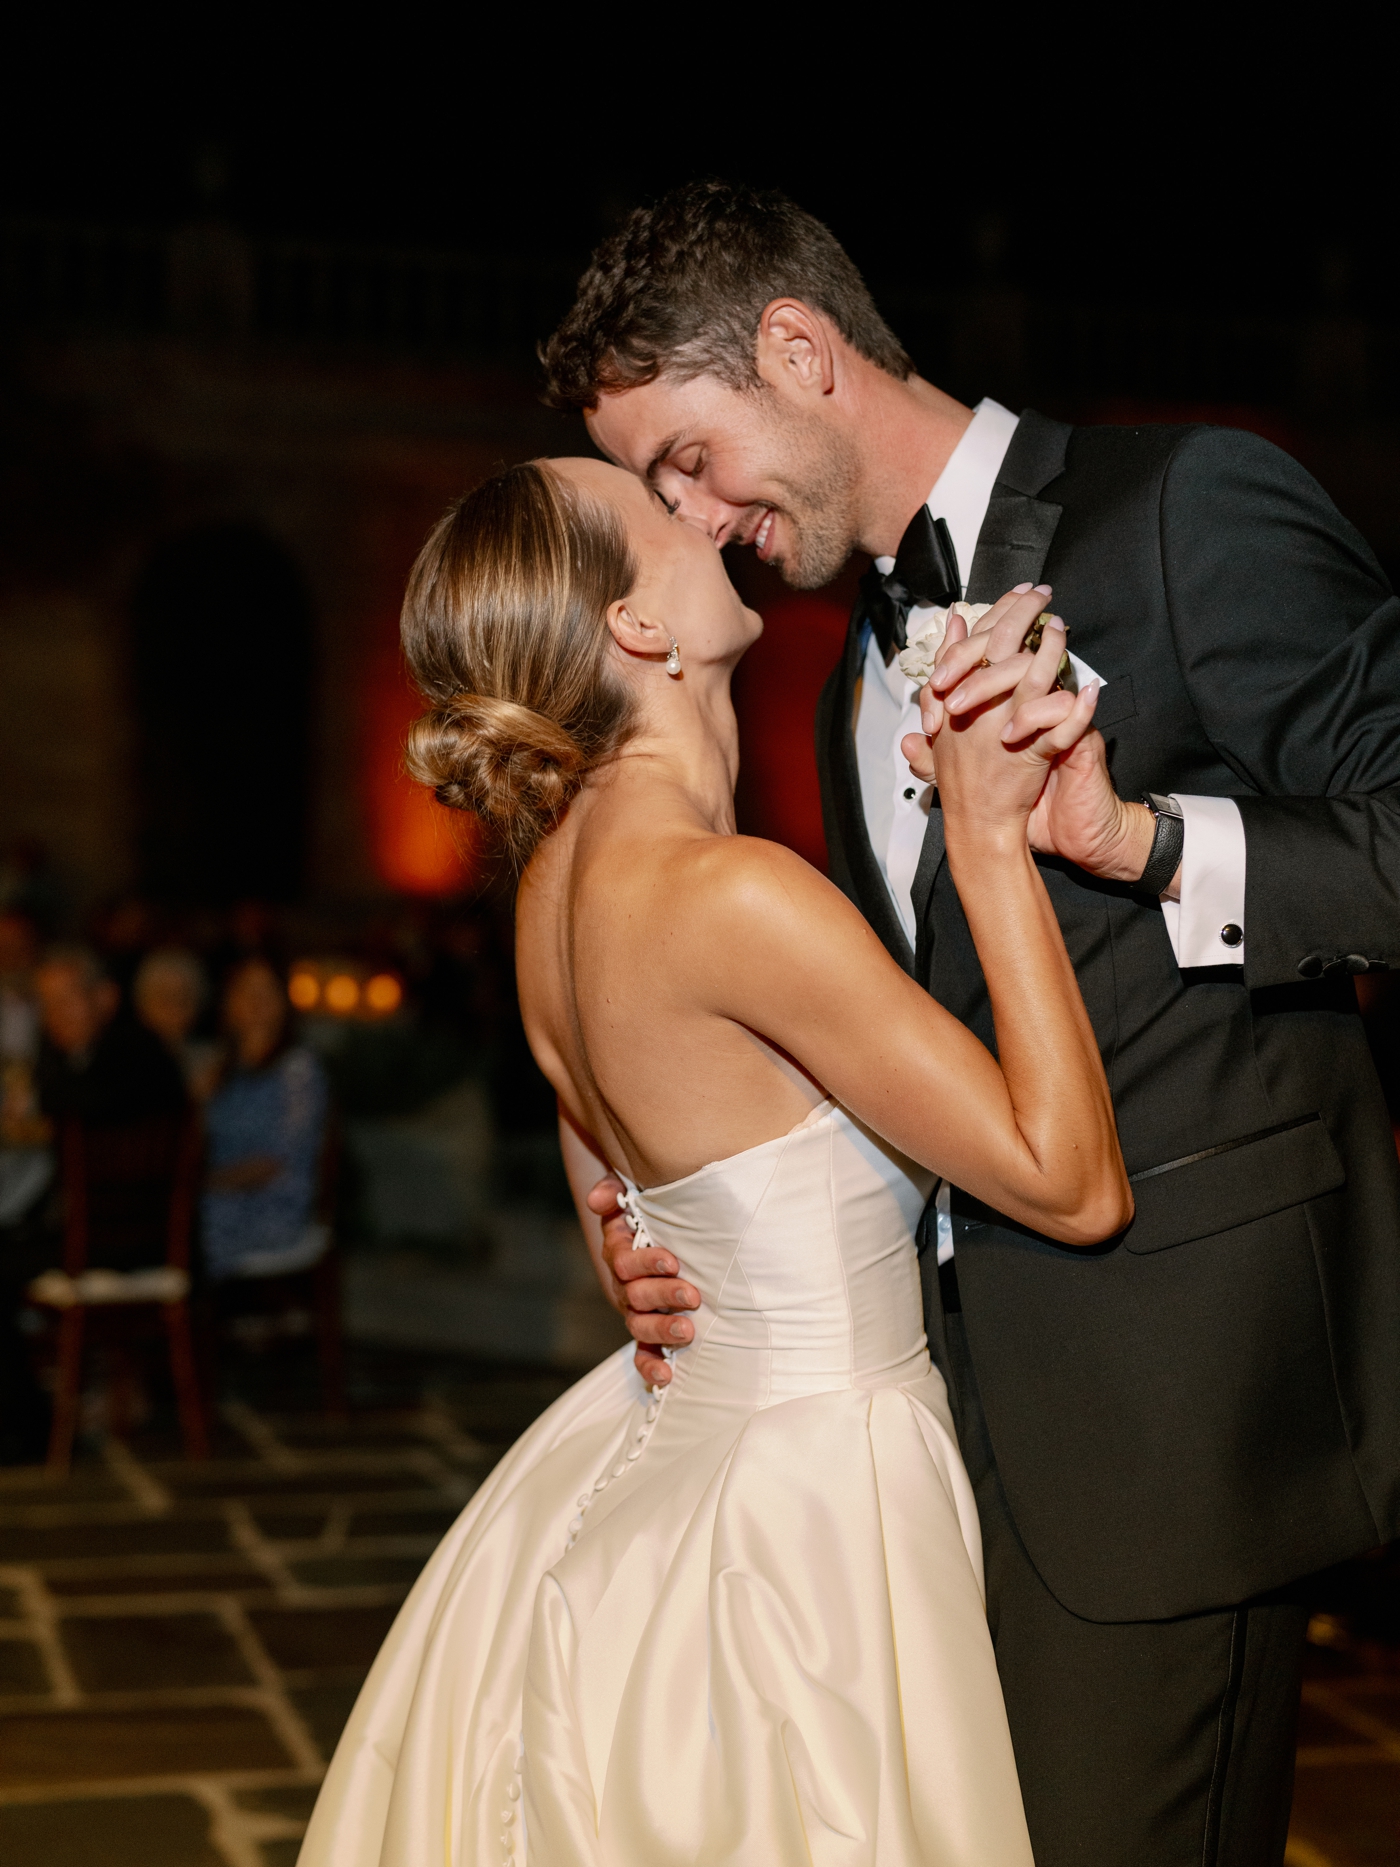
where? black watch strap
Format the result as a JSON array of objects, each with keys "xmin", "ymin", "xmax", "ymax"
[{"xmin": 1137, "ymin": 793, "xmax": 1185, "ymax": 897}]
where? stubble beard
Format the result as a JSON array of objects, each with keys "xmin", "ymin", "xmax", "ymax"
[{"xmin": 761, "ymin": 407, "xmax": 863, "ymax": 592}]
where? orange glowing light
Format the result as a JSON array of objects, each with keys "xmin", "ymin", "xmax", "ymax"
[
  {"xmin": 288, "ymin": 970, "xmax": 320, "ymax": 1010},
  {"xmin": 366, "ymin": 640, "xmax": 486, "ymax": 896},
  {"xmin": 324, "ymin": 974, "xmax": 360, "ymax": 1014},
  {"xmin": 364, "ymin": 973, "xmax": 403, "ymax": 1014}
]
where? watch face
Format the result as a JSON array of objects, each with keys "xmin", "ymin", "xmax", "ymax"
[{"xmin": 1145, "ymin": 792, "xmax": 1182, "ymax": 818}]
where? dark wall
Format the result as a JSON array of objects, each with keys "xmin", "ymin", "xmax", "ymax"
[{"xmin": 132, "ymin": 524, "xmax": 313, "ymax": 901}]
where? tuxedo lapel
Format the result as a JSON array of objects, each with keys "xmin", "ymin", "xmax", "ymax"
[
  {"xmin": 966, "ymin": 410, "xmax": 1070, "ymax": 603},
  {"xmin": 913, "ymin": 411, "xmax": 1073, "ymax": 982},
  {"xmin": 821, "ymin": 618, "xmax": 916, "ymax": 973},
  {"xmin": 911, "ymin": 808, "xmax": 944, "ymax": 981}
]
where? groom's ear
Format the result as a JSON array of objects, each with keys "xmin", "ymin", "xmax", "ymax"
[{"xmin": 755, "ymin": 300, "xmax": 836, "ymax": 400}]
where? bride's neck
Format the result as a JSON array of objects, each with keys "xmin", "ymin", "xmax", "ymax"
[{"xmin": 607, "ymin": 661, "xmax": 741, "ymax": 834}]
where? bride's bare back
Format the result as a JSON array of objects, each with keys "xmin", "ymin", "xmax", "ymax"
[{"xmin": 518, "ymin": 780, "xmax": 835, "ymax": 1189}]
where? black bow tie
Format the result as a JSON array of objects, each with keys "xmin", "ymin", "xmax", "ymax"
[{"xmin": 857, "ymin": 506, "xmax": 962, "ymax": 665}]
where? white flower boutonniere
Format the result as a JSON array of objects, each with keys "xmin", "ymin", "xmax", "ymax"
[
  {"xmin": 896, "ymin": 602, "xmax": 993, "ymax": 684},
  {"xmin": 897, "ymin": 602, "xmax": 1080, "ymax": 693}
]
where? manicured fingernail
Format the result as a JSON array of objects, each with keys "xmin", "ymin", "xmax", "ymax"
[
  {"xmin": 1012, "ymin": 582, "xmax": 1033, "ymax": 594},
  {"xmin": 1044, "ymin": 617, "xmax": 1065, "ymax": 633},
  {"xmin": 1034, "ymin": 584, "xmax": 1052, "ymax": 594}
]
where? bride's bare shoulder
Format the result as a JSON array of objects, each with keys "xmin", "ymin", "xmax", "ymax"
[
  {"xmin": 664, "ymin": 832, "xmax": 872, "ymax": 944},
  {"xmin": 523, "ymin": 820, "xmax": 877, "ymax": 964}
]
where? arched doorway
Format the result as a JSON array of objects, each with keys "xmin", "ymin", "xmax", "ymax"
[{"xmin": 131, "ymin": 525, "xmax": 313, "ymax": 901}]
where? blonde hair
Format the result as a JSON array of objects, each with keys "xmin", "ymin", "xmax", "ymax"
[{"xmin": 401, "ymin": 462, "xmax": 639, "ymax": 867}]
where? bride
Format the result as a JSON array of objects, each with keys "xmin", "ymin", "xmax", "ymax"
[{"xmin": 299, "ymin": 458, "xmax": 1130, "ymax": 1867}]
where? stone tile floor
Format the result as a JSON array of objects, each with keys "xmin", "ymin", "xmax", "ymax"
[
  {"xmin": 0, "ymin": 1354, "xmax": 1396, "ymax": 1865},
  {"xmin": 1290, "ymin": 1608, "xmax": 1400, "ymax": 1865},
  {"xmin": 0, "ymin": 1351, "xmax": 570, "ymax": 1866}
]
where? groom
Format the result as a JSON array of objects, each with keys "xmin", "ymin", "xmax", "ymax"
[{"xmin": 540, "ymin": 181, "xmax": 1400, "ymax": 1866}]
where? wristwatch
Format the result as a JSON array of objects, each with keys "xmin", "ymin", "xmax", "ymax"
[{"xmin": 1136, "ymin": 793, "xmax": 1185, "ymax": 898}]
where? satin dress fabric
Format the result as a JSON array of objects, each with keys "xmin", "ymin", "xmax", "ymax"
[{"xmin": 298, "ymin": 1102, "xmax": 1034, "ymax": 1867}]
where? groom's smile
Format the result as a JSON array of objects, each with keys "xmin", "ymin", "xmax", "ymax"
[{"xmin": 585, "ymin": 364, "xmax": 863, "ymax": 590}]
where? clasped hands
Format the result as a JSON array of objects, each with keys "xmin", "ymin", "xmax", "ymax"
[
  {"xmin": 594, "ymin": 583, "xmax": 1161, "ymax": 1386},
  {"xmin": 903, "ymin": 584, "xmax": 1158, "ymax": 882}
]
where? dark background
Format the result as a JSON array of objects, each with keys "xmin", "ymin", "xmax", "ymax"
[{"xmin": 4, "ymin": 22, "xmax": 1394, "ymax": 315}]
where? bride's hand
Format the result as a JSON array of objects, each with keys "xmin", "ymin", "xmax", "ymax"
[
  {"xmin": 918, "ymin": 618, "xmax": 1102, "ymax": 838},
  {"xmin": 901, "ymin": 586, "xmax": 1054, "ymax": 783}
]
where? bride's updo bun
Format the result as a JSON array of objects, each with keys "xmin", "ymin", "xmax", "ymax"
[{"xmin": 402, "ymin": 461, "xmax": 639, "ymax": 866}]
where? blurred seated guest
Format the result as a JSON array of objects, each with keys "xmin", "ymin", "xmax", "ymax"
[
  {"xmin": 0, "ymin": 911, "xmax": 48, "ymax": 1223},
  {"xmin": 3, "ymin": 938, "xmax": 187, "ymax": 1462},
  {"xmin": 34, "ymin": 946, "xmax": 186, "ymax": 1125},
  {"xmin": 0, "ymin": 909, "xmax": 41, "ymax": 1077},
  {"xmin": 0, "ymin": 913, "xmax": 51, "ymax": 1456},
  {"xmin": 202, "ymin": 958, "xmax": 329, "ymax": 1281},
  {"xmin": 133, "ymin": 947, "xmax": 223, "ymax": 1100}
]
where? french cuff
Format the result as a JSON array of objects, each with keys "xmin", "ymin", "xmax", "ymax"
[
  {"xmin": 934, "ymin": 1179, "xmax": 954, "ymax": 1265},
  {"xmin": 1158, "ymin": 794, "xmax": 1246, "ymax": 967}
]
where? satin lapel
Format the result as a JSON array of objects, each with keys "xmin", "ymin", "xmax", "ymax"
[
  {"xmin": 913, "ymin": 411, "xmax": 1072, "ymax": 985},
  {"xmin": 823, "ymin": 618, "xmax": 915, "ymax": 974},
  {"xmin": 965, "ymin": 410, "xmax": 1071, "ymax": 602},
  {"xmin": 911, "ymin": 806, "xmax": 944, "ymax": 983},
  {"xmin": 966, "ymin": 493, "xmax": 1063, "ymax": 601}
]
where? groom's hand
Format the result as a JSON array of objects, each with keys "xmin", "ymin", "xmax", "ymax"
[
  {"xmin": 1025, "ymin": 730, "xmax": 1166, "ymax": 888},
  {"xmin": 588, "ymin": 1177, "xmax": 699, "ymax": 1388}
]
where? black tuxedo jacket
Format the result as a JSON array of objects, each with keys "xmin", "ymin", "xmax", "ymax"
[{"xmin": 817, "ymin": 411, "xmax": 1400, "ymax": 1622}]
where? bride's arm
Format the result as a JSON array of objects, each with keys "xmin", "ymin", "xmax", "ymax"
[{"xmin": 687, "ymin": 629, "xmax": 1131, "ymax": 1247}]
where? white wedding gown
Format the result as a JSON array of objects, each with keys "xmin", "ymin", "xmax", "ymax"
[{"xmin": 299, "ymin": 1101, "xmax": 1034, "ymax": 1866}]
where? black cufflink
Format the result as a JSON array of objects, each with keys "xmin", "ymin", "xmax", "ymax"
[{"xmin": 1219, "ymin": 924, "xmax": 1243, "ymax": 948}]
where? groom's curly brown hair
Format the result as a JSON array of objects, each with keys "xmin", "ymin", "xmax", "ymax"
[{"xmin": 540, "ymin": 180, "xmax": 912, "ymax": 412}]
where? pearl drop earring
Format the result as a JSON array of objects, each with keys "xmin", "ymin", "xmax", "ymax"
[{"xmin": 665, "ymin": 636, "xmax": 682, "ymax": 678}]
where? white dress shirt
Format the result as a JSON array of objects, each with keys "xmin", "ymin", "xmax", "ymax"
[{"xmin": 851, "ymin": 399, "xmax": 1248, "ymax": 1258}]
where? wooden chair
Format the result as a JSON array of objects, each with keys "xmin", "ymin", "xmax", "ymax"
[{"xmin": 30, "ymin": 1110, "xmax": 208, "ymax": 1472}]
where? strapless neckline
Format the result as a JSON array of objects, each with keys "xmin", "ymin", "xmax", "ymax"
[{"xmin": 625, "ymin": 1094, "xmax": 839, "ymax": 1196}]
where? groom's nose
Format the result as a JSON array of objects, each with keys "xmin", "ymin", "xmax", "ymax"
[{"xmin": 660, "ymin": 477, "xmax": 747, "ymax": 548}]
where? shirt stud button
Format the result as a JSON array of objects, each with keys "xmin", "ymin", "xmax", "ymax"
[
  {"xmin": 903, "ymin": 787, "xmax": 916, "ymax": 800},
  {"xmin": 1219, "ymin": 924, "xmax": 1243, "ymax": 948}
]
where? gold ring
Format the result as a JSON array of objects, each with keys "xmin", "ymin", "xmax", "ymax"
[{"xmin": 977, "ymin": 657, "xmax": 991, "ymax": 669}]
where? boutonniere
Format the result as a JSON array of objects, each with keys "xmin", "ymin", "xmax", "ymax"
[
  {"xmin": 897, "ymin": 602, "xmax": 1077, "ymax": 693},
  {"xmin": 896, "ymin": 602, "xmax": 993, "ymax": 683}
]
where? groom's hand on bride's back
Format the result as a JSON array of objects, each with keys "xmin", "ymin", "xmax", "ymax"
[{"xmin": 587, "ymin": 1175, "xmax": 700, "ymax": 1388}]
